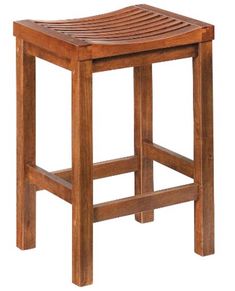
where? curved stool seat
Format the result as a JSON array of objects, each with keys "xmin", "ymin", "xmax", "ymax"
[{"xmin": 14, "ymin": 4, "xmax": 214, "ymax": 59}]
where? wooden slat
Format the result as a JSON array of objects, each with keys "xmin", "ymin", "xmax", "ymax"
[
  {"xmin": 43, "ymin": 6, "xmax": 138, "ymax": 24},
  {"xmin": 143, "ymin": 142, "xmax": 194, "ymax": 178},
  {"xmin": 54, "ymin": 16, "xmax": 167, "ymax": 33},
  {"xmin": 94, "ymin": 183, "xmax": 198, "ymax": 222},
  {"xmin": 45, "ymin": 10, "xmax": 149, "ymax": 29},
  {"xmin": 70, "ymin": 19, "xmax": 179, "ymax": 37},
  {"xmin": 76, "ymin": 10, "xmax": 147, "ymax": 27},
  {"xmin": 138, "ymin": 4, "xmax": 213, "ymax": 30},
  {"xmin": 93, "ymin": 45, "xmax": 197, "ymax": 72},
  {"xmin": 25, "ymin": 42, "xmax": 72, "ymax": 70},
  {"xmin": 13, "ymin": 20, "xmax": 91, "ymax": 61},
  {"xmin": 72, "ymin": 7, "xmax": 142, "ymax": 25},
  {"xmin": 47, "ymin": 156, "xmax": 138, "ymax": 184},
  {"xmin": 27, "ymin": 165, "xmax": 72, "ymax": 203},
  {"xmin": 81, "ymin": 22, "xmax": 188, "ymax": 40}
]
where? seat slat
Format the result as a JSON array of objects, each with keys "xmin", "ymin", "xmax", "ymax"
[
  {"xmin": 93, "ymin": 25, "xmax": 197, "ymax": 45},
  {"xmin": 72, "ymin": 20, "xmax": 183, "ymax": 39},
  {"xmin": 78, "ymin": 23, "xmax": 190, "ymax": 41},
  {"xmin": 39, "ymin": 6, "xmax": 140, "ymax": 25},
  {"xmin": 41, "ymin": 10, "xmax": 150, "ymax": 28},
  {"xmin": 63, "ymin": 19, "xmax": 177, "ymax": 38},
  {"xmin": 138, "ymin": 4, "xmax": 212, "ymax": 27},
  {"xmin": 51, "ymin": 16, "xmax": 167, "ymax": 33}
]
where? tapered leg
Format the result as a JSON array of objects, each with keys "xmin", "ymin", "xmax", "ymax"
[
  {"xmin": 72, "ymin": 60, "xmax": 93, "ymax": 286},
  {"xmin": 16, "ymin": 39, "xmax": 36, "ymax": 250},
  {"xmin": 193, "ymin": 42, "xmax": 214, "ymax": 256},
  {"xmin": 134, "ymin": 65, "xmax": 154, "ymax": 223}
]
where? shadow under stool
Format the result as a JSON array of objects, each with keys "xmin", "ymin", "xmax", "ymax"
[{"xmin": 13, "ymin": 4, "xmax": 214, "ymax": 287}]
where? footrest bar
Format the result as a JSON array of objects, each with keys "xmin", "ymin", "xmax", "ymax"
[
  {"xmin": 27, "ymin": 165, "xmax": 198, "ymax": 223},
  {"xmin": 94, "ymin": 183, "xmax": 198, "ymax": 222}
]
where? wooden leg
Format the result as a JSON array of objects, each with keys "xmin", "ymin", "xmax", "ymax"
[
  {"xmin": 16, "ymin": 39, "xmax": 36, "ymax": 250},
  {"xmin": 72, "ymin": 60, "xmax": 93, "ymax": 286},
  {"xmin": 134, "ymin": 65, "xmax": 154, "ymax": 223},
  {"xmin": 193, "ymin": 42, "xmax": 214, "ymax": 256}
]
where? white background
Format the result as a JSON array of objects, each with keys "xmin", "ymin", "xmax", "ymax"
[{"xmin": 0, "ymin": 0, "xmax": 232, "ymax": 290}]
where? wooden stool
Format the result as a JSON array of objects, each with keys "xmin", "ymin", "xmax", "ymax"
[{"xmin": 14, "ymin": 4, "xmax": 214, "ymax": 287}]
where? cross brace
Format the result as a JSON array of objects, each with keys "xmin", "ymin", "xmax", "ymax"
[{"xmin": 26, "ymin": 145, "xmax": 197, "ymax": 222}]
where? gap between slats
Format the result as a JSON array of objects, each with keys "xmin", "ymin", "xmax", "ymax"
[
  {"xmin": 68, "ymin": 19, "xmax": 181, "ymax": 39},
  {"xmin": 41, "ymin": 9, "xmax": 150, "ymax": 28},
  {"xmin": 50, "ymin": 16, "xmax": 168, "ymax": 33},
  {"xmin": 76, "ymin": 23, "xmax": 191, "ymax": 41},
  {"xmin": 35, "ymin": 6, "xmax": 139, "ymax": 25},
  {"xmin": 56, "ymin": 18, "xmax": 174, "ymax": 37}
]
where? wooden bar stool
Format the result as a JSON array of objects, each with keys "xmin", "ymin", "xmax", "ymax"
[{"xmin": 14, "ymin": 4, "xmax": 214, "ymax": 287}]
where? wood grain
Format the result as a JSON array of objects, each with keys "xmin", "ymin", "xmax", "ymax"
[
  {"xmin": 94, "ymin": 184, "xmax": 198, "ymax": 222},
  {"xmin": 46, "ymin": 155, "xmax": 138, "ymax": 183},
  {"xmin": 13, "ymin": 20, "xmax": 91, "ymax": 60},
  {"xmin": 193, "ymin": 41, "xmax": 214, "ymax": 256},
  {"xmin": 14, "ymin": 5, "xmax": 215, "ymax": 286},
  {"xmin": 72, "ymin": 60, "xmax": 93, "ymax": 286},
  {"xmin": 35, "ymin": 7, "xmax": 198, "ymax": 40},
  {"xmin": 27, "ymin": 165, "xmax": 71, "ymax": 203},
  {"xmin": 16, "ymin": 38, "xmax": 36, "ymax": 250},
  {"xmin": 143, "ymin": 141, "xmax": 194, "ymax": 178},
  {"xmin": 93, "ymin": 44, "xmax": 197, "ymax": 72},
  {"xmin": 14, "ymin": 5, "xmax": 214, "ymax": 60},
  {"xmin": 134, "ymin": 65, "xmax": 154, "ymax": 223},
  {"xmin": 138, "ymin": 4, "xmax": 213, "ymax": 29},
  {"xmin": 25, "ymin": 42, "xmax": 72, "ymax": 70}
]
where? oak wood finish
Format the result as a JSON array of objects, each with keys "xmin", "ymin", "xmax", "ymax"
[
  {"xmin": 34, "ymin": 156, "xmax": 138, "ymax": 189},
  {"xmin": 13, "ymin": 20, "xmax": 90, "ymax": 60},
  {"xmin": 94, "ymin": 184, "xmax": 198, "ymax": 222},
  {"xmin": 134, "ymin": 65, "xmax": 154, "ymax": 223},
  {"xmin": 139, "ymin": 5, "xmax": 213, "ymax": 31},
  {"xmin": 13, "ymin": 5, "xmax": 214, "ymax": 60},
  {"xmin": 193, "ymin": 41, "xmax": 214, "ymax": 256},
  {"xmin": 27, "ymin": 165, "xmax": 72, "ymax": 203},
  {"xmin": 16, "ymin": 39, "xmax": 36, "ymax": 250},
  {"xmin": 72, "ymin": 60, "xmax": 93, "ymax": 286},
  {"xmin": 25, "ymin": 40, "xmax": 197, "ymax": 73},
  {"xmin": 25, "ymin": 175, "xmax": 198, "ymax": 224},
  {"xmin": 14, "ymin": 4, "xmax": 215, "ymax": 287},
  {"xmin": 51, "ymin": 156, "xmax": 138, "ymax": 183},
  {"xmin": 144, "ymin": 141, "xmax": 194, "ymax": 178},
  {"xmin": 93, "ymin": 44, "xmax": 197, "ymax": 72},
  {"xmin": 25, "ymin": 42, "xmax": 72, "ymax": 70}
]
